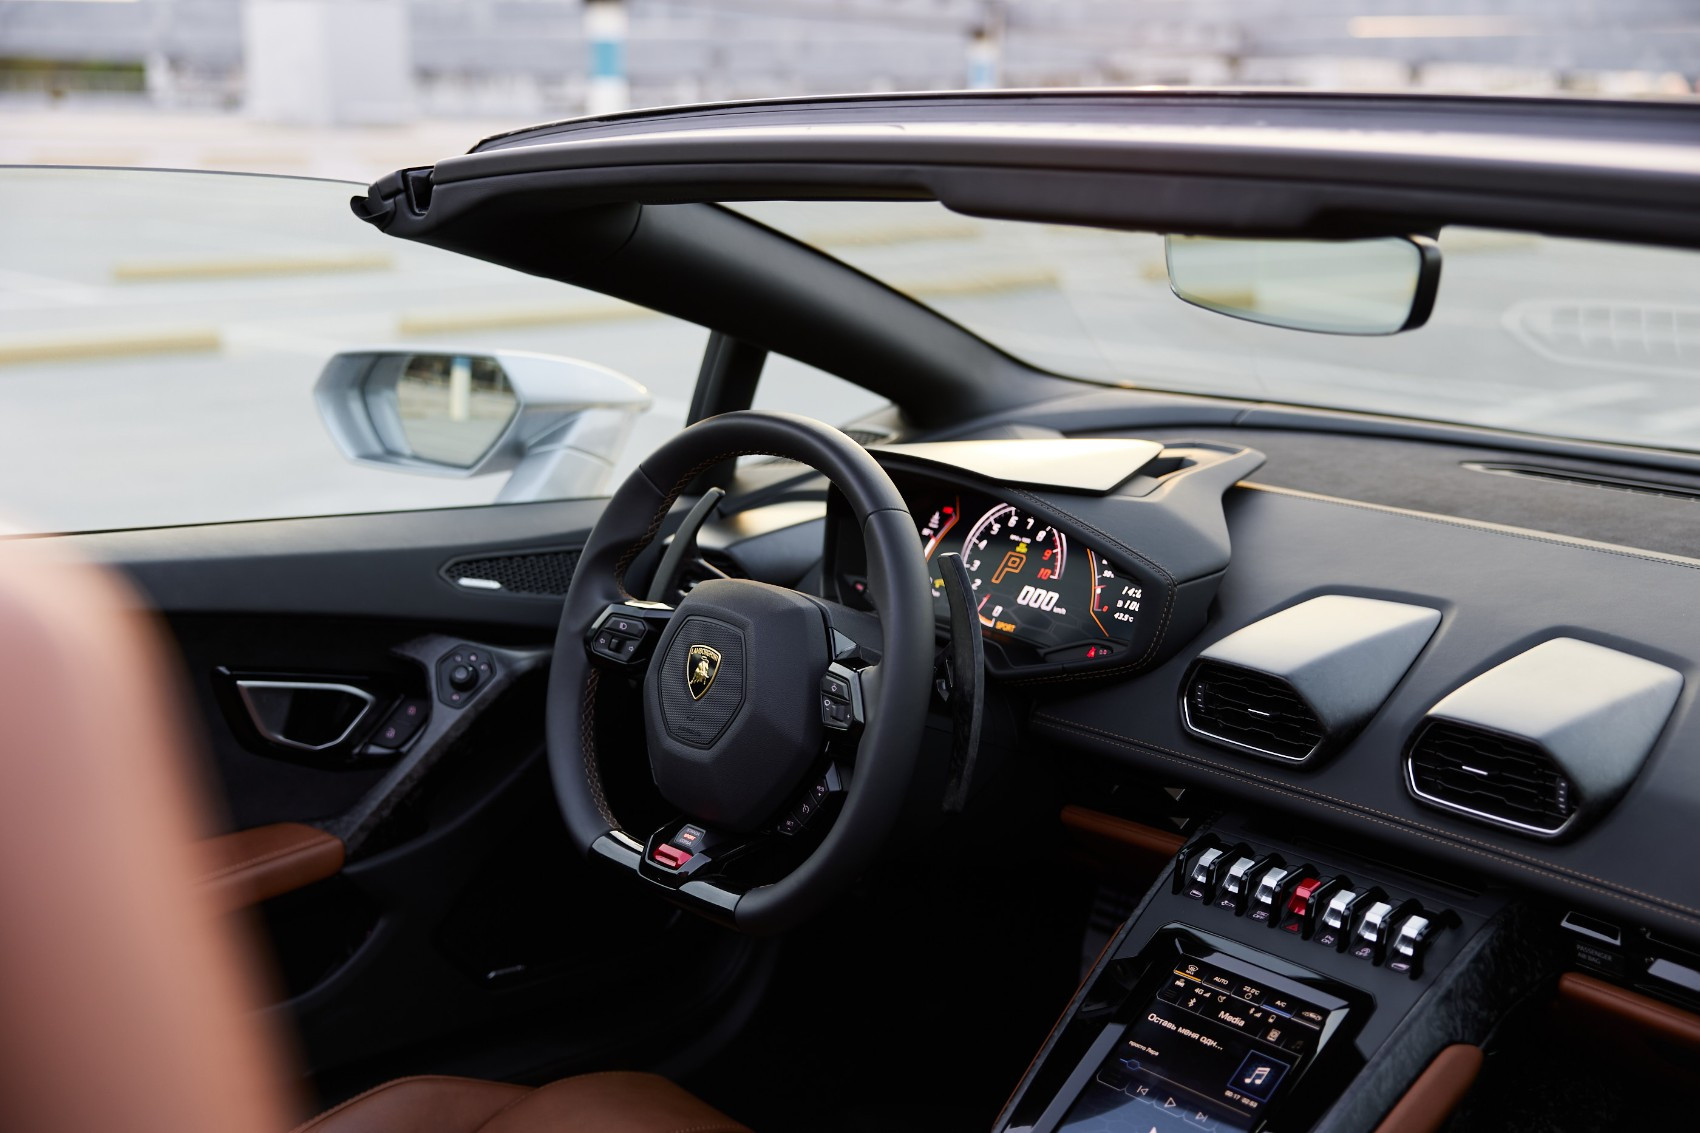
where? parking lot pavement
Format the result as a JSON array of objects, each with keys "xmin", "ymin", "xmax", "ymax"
[{"xmin": 2, "ymin": 172, "xmax": 1697, "ymax": 536}]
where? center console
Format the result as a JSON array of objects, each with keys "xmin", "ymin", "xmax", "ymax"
[{"xmin": 999, "ymin": 818, "xmax": 1551, "ymax": 1132}]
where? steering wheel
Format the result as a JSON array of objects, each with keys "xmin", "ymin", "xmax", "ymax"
[{"xmin": 546, "ymin": 411, "xmax": 934, "ymax": 934}]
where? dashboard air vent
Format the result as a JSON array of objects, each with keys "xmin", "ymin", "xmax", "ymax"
[
  {"xmin": 1403, "ymin": 638, "xmax": 1681, "ymax": 839},
  {"xmin": 1184, "ymin": 661, "xmax": 1325, "ymax": 762},
  {"xmin": 1407, "ymin": 720, "xmax": 1576, "ymax": 835}
]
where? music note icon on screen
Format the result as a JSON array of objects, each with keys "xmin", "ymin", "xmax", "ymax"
[{"xmin": 1231, "ymin": 1052, "xmax": 1289, "ymax": 1100}]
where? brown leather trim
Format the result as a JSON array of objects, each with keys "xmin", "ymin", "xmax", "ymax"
[
  {"xmin": 0, "ymin": 539, "xmax": 295, "ymax": 1132},
  {"xmin": 996, "ymin": 932, "xmax": 1120, "ymax": 1129},
  {"xmin": 1559, "ymin": 970, "xmax": 1700, "ymax": 1049},
  {"xmin": 1061, "ymin": 805, "xmax": 1187, "ymax": 858},
  {"xmin": 293, "ymin": 1072, "xmax": 750, "ymax": 1133},
  {"xmin": 1372, "ymin": 1044, "xmax": 1483, "ymax": 1133},
  {"xmin": 484, "ymin": 1071, "xmax": 750, "ymax": 1133},
  {"xmin": 1059, "ymin": 805, "xmax": 1187, "ymax": 888},
  {"xmin": 290, "ymin": 1075, "xmax": 529, "ymax": 1133},
  {"xmin": 197, "ymin": 822, "xmax": 344, "ymax": 913}
]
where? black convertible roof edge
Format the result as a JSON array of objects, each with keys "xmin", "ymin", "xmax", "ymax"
[
  {"xmin": 352, "ymin": 88, "xmax": 1700, "ymax": 429},
  {"xmin": 469, "ymin": 86, "xmax": 1700, "ymax": 153}
]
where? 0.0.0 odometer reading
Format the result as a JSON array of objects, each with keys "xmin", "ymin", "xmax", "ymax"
[{"xmin": 962, "ymin": 503, "xmax": 1070, "ymax": 633}]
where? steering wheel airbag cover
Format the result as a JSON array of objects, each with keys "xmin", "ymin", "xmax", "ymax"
[{"xmin": 643, "ymin": 580, "xmax": 830, "ymax": 831}]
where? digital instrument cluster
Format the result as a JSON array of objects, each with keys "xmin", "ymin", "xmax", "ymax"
[
  {"xmin": 916, "ymin": 491, "xmax": 1145, "ymax": 663},
  {"xmin": 826, "ymin": 442, "xmax": 1256, "ymax": 678}
]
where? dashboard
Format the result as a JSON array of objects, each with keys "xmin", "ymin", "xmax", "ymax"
[{"xmin": 805, "ymin": 428, "xmax": 1700, "ymax": 978}]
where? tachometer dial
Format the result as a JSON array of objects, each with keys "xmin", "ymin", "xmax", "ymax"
[{"xmin": 961, "ymin": 503, "xmax": 1068, "ymax": 633}]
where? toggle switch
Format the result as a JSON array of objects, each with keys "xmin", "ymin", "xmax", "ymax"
[
  {"xmin": 1184, "ymin": 846, "xmax": 1227, "ymax": 901},
  {"xmin": 1352, "ymin": 900, "xmax": 1398, "ymax": 962},
  {"xmin": 1387, "ymin": 913, "xmax": 1435, "ymax": 975},
  {"xmin": 1249, "ymin": 866, "xmax": 1294, "ymax": 924},
  {"xmin": 1214, "ymin": 856, "xmax": 1263, "ymax": 914},
  {"xmin": 1316, "ymin": 888, "xmax": 1363, "ymax": 950},
  {"xmin": 1280, "ymin": 876, "xmax": 1324, "ymax": 935}
]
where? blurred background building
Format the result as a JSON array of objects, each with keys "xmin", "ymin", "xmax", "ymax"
[{"xmin": 1, "ymin": 0, "xmax": 1697, "ymax": 179}]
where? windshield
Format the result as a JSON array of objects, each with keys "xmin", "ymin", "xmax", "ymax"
[{"xmin": 735, "ymin": 200, "xmax": 1700, "ymax": 453}]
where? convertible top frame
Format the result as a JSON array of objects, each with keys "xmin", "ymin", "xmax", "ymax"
[{"xmin": 353, "ymin": 89, "xmax": 1700, "ymax": 428}]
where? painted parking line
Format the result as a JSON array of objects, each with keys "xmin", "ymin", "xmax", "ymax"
[
  {"xmin": 397, "ymin": 301, "xmax": 657, "ymax": 335},
  {"xmin": 0, "ymin": 327, "xmax": 221, "ymax": 366},
  {"xmin": 395, "ymin": 267, "xmax": 1062, "ymax": 335},
  {"xmin": 898, "ymin": 267, "xmax": 1060, "ymax": 297},
  {"xmin": 112, "ymin": 251, "xmax": 393, "ymax": 282},
  {"xmin": 805, "ymin": 220, "xmax": 982, "ymax": 247}
]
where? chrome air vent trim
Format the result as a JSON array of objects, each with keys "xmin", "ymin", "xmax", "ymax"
[
  {"xmin": 1182, "ymin": 594, "xmax": 1441, "ymax": 766},
  {"xmin": 1181, "ymin": 661, "xmax": 1326, "ymax": 763},
  {"xmin": 1404, "ymin": 637, "xmax": 1682, "ymax": 839},
  {"xmin": 1406, "ymin": 719, "xmax": 1578, "ymax": 838}
]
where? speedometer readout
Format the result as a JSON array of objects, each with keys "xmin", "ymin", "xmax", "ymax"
[
  {"xmin": 962, "ymin": 503, "xmax": 1068, "ymax": 631},
  {"xmin": 914, "ymin": 493, "xmax": 1144, "ymax": 661}
]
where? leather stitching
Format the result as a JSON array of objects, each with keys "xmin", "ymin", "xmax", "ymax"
[
  {"xmin": 470, "ymin": 1087, "xmax": 535, "ymax": 1132},
  {"xmin": 611, "ymin": 449, "xmax": 786, "ymax": 596},
  {"xmin": 287, "ymin": 1076, "xmax": 503, "ymax": 1133},
  {"xmin": 1033, "ymin": 711, "xmax": 1700, "ymax": 925},
  {"xmin": 581, "ymin": 667, "xmax": 616, "ymax": 829}
]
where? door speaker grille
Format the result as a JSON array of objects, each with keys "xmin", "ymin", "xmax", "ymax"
[{"xmin": 443, "ymin": 548, "xmax": 581, "ymax": 596}]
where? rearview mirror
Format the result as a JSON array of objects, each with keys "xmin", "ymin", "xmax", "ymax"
[
  {"xmin": 1165, "ymin": 234, "xmax": 1440, "ymax": 335},
  {"xmin": 315, "ymin": 349, "xmax": 651, "ymax": 502}
]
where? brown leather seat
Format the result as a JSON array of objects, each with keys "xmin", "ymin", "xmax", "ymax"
[
  {"xmin": 293, "ymin": 1073, "xmax": 748, "ymax": 1133},
  {"xmin": 0, "ymin": 537, "xmax": 747, "ymax": 1133}
]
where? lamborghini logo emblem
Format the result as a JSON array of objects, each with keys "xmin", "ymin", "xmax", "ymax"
[{"xmin": 686, "ymin": 644, "xmax": 721, "ymax": 700}]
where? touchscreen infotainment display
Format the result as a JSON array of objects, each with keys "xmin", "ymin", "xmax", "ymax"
[{"xmin": 1058, "ymin": 954, "xmax": 1335, "ymax": 1133}]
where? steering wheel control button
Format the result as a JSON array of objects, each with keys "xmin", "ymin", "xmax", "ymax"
[
  {"xmin": 436, "ymin": 644, "xmax": 498, "ymax": 706},
  {"xmin": 1388, "ymin": 913, "xmax": 1435, "ymax": 975},
  {"xmin": 818, "ymin": 665, "xmax": 863, "ymax": 733},
  {"xmin": 820, "ymin": 695, "xmax": 853, "ymax": 729},
  {"xmin": 606, "ymin": 615, "xmax": 646, "ymax": 639},
  {"xmin": 651, "ymin": 844, "xmax": 693, "ymax": 870},
  {"xmin": 371, "ymin": 698, "xmax": 429, "ymax": 750},
  {"xmin": 586, "ymin": 605, "xmax": 670, "ymax": 669},
  {"xmin": 671, "ymin": 824, "xmax": 706, "ymax": 851}
]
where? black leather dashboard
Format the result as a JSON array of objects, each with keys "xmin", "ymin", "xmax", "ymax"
[{"xmin": 1033, "ymin": 480, "xmax": 1700, "ymax": 944}]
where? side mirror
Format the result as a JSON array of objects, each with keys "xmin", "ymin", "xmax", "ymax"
[
  {"xmin": 314, "ymin": 349, "xmax": 651, "ymax": 502},
  {"xmin": 1165, "ymin": 234, "xmax": 1441, "ymax": 335}
]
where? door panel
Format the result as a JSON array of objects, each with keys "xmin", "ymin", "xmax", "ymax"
[{"xmin": 50, "ymin": 496, "xmax": 774, "ymax": 1101}]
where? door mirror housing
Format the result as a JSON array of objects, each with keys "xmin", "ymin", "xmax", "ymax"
[
  {"xmin": 314, "ymin": 349, "xmax": 651, "ymax": 502},
  {"xmin": 1165, "ymin": 234, "xmax": 1441, "ymax": 335}
]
